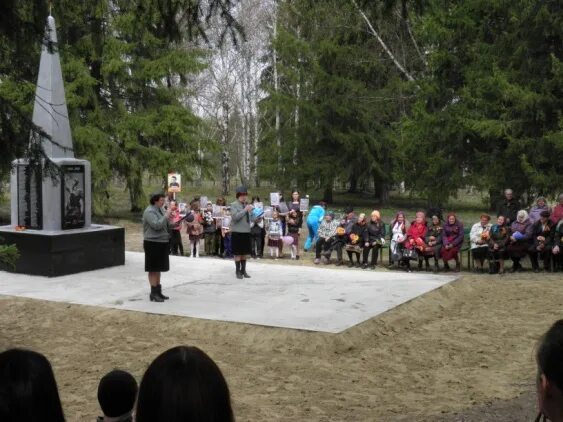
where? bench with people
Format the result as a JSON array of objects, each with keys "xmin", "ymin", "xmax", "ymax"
[{"xmin": 309, "ymin": 191, "xmax": 563, "ymax": 274}]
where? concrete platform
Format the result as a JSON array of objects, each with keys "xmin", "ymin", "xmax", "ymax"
[{"xmin": 0, "ymin": 252, "xmax": 457, "ymax": 333}]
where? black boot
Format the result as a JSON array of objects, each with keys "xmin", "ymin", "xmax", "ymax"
[
  {"xmin": 150, "ymin": 286, "xmax": 164, "ymax": 302},
  {"xmin": 157, "ymin": 284, "xmax": 169, "ymax": 300},
  {"xmin": 241, "ymin": 260, "xmax": 251, "ymax": 278},
  {"xmin": 235, "ymin": 261, "xmax": 243, "ymax": 279}
]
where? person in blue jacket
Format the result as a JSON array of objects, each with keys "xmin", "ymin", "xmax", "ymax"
[{"xmin": 304, "ymin": 201, "xmax": 327, "ymax": 251}]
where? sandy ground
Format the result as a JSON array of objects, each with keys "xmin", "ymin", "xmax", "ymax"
[{"xmin": 1, "ymin": 269, "xmax": 560, "ymax": 421}]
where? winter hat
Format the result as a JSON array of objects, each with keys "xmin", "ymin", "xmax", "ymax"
[
  {"xmin": 97, "ymin": 370, "xmax": 138, "ymax": 418},
  {"xmin": 235, "ymin": 186, "xmax": 248, "ymax": 198}
]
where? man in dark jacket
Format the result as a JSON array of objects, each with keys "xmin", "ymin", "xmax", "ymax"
[
  {"xmin": 528, "ymin": 210, "xmax": 554, "ymax": 272},
  {"xmin": 496, "ymin": 188, "xmax": 520, "ymax": 224}
]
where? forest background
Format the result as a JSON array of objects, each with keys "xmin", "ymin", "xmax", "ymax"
[{"xmin": 0, "ymin": 0, "xmax": 561, "ymax": 216}]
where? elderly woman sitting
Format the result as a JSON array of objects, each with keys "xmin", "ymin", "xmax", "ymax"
[
  {"xmin": 529, "ymin": 196, "xmax": 551, "ymax": 224},
  {"xmin": 440, "ymin": 213, "xmax": 464, "ymax": 272},
  {"xmin": 488, "ymin": 215, "xmax": 510, "ymax": 275},
  {"xmin": 402, "ymin": 211, "xmax": 428, "ymax": 272},
  {"xmin": 422, "ymin": 215, "xmax": 443, "ymax": 272},
  {"xmin": 506, "ymin": 210, "xmax": 533, "ymax": 272},
  {"xmin": 469, "ymin": 214, "xmax": 492, "ymax": 273}
]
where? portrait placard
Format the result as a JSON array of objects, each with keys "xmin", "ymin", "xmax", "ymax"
[
  {"xmin": 167, "ymin": 173, "xmax": 181, "ymax": 193},
  {"xmin": 270, "ymin": 192, "xmax": 280, "ymax": 206},
  {"xmin": 264, "ymin": 206, "xmax": 273, "ymax": 219},
  {"xmin": 299, "ymin": 198, "xmax": 309, "ymax": 212},
  {"xmin": 213, "ymin": 205, "xmax": 224, "ymax": 218}
]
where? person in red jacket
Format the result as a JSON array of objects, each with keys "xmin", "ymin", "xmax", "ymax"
[
  {"xmin": 551, "ymin": 193, "xmax": 563, "ymax": 225},
  {"xmin": 403, "ymin": 211, "xmax": 428, "ymax": 272}
]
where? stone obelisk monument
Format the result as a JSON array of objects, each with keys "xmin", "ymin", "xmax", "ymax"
[{"xmin": 0, "ymin": 15, "xmax": 124, "ymax": 277}]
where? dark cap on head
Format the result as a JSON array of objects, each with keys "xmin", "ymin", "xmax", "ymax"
[
  {"xmin": 540, "ymin": 210, "xmax": 551, "ymax": 218},
  {"xmin": 98, "ymin": 370, "xmax": 138, "ymax": 418},
  {"xmin": 235, "ymin": 186, "xmax": 248, "ymax": 198}
]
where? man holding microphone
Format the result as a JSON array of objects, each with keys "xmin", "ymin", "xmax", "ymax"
[{"xmin": 230, "ymin": 186, "xmax": 253, "ymax": 279}]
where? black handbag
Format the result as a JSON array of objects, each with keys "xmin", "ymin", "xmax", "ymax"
[{"xmin": 402, "ymin": 248, "xmax": 418, "ymax": 261}]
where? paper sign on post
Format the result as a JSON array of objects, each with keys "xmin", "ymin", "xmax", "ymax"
[{"xmin": 299, "ymin": 198, "xmax": 309, "ymax": 212}]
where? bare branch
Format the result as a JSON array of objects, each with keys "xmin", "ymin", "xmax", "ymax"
[{"xmin": 350, "ymin": 0, "xmax": 417, "ymax": 83}]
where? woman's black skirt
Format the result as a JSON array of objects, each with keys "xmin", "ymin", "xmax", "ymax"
[
  {"xmin": 144, "ymin": 240, "xmax": 170, "ymax": 272},
  {"xmin": 231, "ymin": 232, "xmax": 252, "ymax": 256},
  {"xmin": 471, "ymin": 246, "xmax": 489, "ymax": 261}
]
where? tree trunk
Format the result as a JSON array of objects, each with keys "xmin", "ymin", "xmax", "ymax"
[
  {"xmin": 348, "ymin": 173, "xmax": 358, "ymax": 193},
  {"xmin": 273, "ymin": 6, "xmax": 282, "ymax": 173},
  {"xmin": 323, "ymin": 182, "xmax": 333, "ymax": 203},
  {"xmin": 221, "ymin": 102, "xmax": 230, "ymax": 196},
  {"xmin": 128, "ymin": 165, "xmax": 143, "ymax": 212}
]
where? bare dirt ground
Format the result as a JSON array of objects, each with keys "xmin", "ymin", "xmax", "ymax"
[{"xmin": 1, "ymin": 222, "xmax": 560, "ymax": 421}]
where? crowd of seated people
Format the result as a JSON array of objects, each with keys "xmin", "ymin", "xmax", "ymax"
[
  {"xmin": 0, "ymin": 346, "xmax": 234, "ymax": 422},
  {"xmin": 310, "ymin": 190, "xmax": 563, "ymax": 273}
]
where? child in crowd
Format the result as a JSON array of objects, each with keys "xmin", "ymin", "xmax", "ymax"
[
  {"xmin": 186, "ymin": 207, "xmax": 204, "ymax": 258},
  {"xmin": 250, "ymin": 208, "xmax": 265, "ymax": 259},
  {"xmin": 97, "ymin": 369, "xmax": 138, "ymax": 422},
  {"xmin": 267, "ymin": 211, "xmax": 283, "ymax": 259},
  {"xmin": 167, "ymin": 200, "xmax": 184, "ymax": 256},
  {"xmin": 202, "ymin": 202, "xmax": 216, "ymax": 256},
  {"xmin": 287, "ymin": 209, "xmax": 302, "ymax": 260},
  {"xmin": 221, "ymin": 209, "xmax": 233, "ymax": 259}
]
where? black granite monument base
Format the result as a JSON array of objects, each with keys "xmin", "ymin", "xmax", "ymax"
[{"xmin": 0, "ymin": 225, "xmax": 125, "ymax": 277}]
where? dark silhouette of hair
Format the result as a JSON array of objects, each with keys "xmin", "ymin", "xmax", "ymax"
[
  {"xmin": 97, "ymin": 369, "xmax": 138, "ymax": 418},
  {"xmin": 149, "ymin": 192, "xmax": 165, "ymax": 205},
  {"xmin": 536, "ymin": 320, "xmax": 563, "ymax": 422},
  {"xmin": 0, "ymin": 349, "xmax": 65, "ymax": 422},
  {"xmin": 136, "ymin": 346, "xmax": 234, "ymax": 422},
  {"xmin": 216, "ymin": 197, "xmax": 226, "ymax": 206},
  {"xmin": 537, "ymin": 320, "xmax": 563, "ymax": 390}
]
